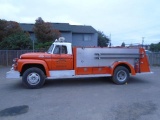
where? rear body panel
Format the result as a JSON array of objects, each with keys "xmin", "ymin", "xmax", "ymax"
[{"xmin": 72, "ymin": 47, "xmax": 149, "ymax": 76}]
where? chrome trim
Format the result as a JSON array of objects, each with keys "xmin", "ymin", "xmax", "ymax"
[{"xmin": 47, "ymin": 74, "xmax": 111, "ymax": 79}]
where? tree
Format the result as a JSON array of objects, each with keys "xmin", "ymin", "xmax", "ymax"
[
  {"xmin": 33, "ymin": 17, "xmax": 61, "ymax": 43},
  {"xmin": 0, "ymin": 19, "xmax": 7, "ymax": 42},
  {"xmin": 35, "ymin": 41, "xmax": 53, "ymax": 50},
  {"xmin": 5, "ymin": 21, "xmax": 22, "ymax": 36},
  {"xmin": 0, "ymin": 19, "xmax": 31, "ymax": 50},
  {"xmin": 121, "ymin": 42, "xmax": 125, "ymax": 47},
  {"xmin": 98, "ymin": 31, "xmax": 110, "ymax": 47},
  {"xmin": 150, "ymin": 42, "xmax": 160, "ymax": 52},
  {"xmin": 0, "ymin": 19, "xmax": 22, "ymax": 42},
  {"xmin": 0, "ymin": 32, "xmax": 32, "ymax": 50},
  {"xmin": 52, "ymin": 29, "xmax": 61, "ymax": 41}
]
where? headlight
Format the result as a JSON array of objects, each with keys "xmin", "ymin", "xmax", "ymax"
[
  {"xmin": 13, "ymin": 58, "xmax": 18, "ymax": 63},
  {"xmin": 13, "ymin": 59, "xmax": 16, "ymax": 62}
]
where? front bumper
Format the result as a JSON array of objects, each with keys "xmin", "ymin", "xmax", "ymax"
[{"xmin": 6, "ymin": 70, "xmax": 20, "ymax": 79}]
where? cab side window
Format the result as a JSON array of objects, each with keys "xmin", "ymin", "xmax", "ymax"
[
  {"xmin": 53, "ymin": 45, "xmax": 60, "ymax": 54},
  {"xmin": 61, "ymin": 45, "xmax": 67, "ymax": 54},
  {"xmin": 53, "ymin": 45, "xmax": 67, "ymax": 54}
]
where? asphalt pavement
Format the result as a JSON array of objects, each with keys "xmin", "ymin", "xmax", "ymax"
[{"xmin": 0, "ymin": 66, "xmax": 160, "ymax": 120}]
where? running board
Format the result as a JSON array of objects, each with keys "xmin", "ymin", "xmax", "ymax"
[{"xmin": 47, "ymin": 74, "xmax": 111, "ymax": 80}]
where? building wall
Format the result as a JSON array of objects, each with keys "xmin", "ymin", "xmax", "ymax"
[
  {"xmin": 28, "ymin": 31, "xmax": 98, "ymax": 47},
  {"xmin": 72, "ymin": 33, "xmax": 98, "ymax": 47},
  {"xmin": 60, "ymin": 32, "xmax": 72, "ymax": 43}
]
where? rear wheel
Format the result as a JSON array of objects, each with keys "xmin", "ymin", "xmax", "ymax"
[
  {"xmin": 22, "ymin": 67, "xmax": 46, "ymax": 89},
  {"xmin": 112, "ymin": 66, "xmax": 129, "ymax": 84}
]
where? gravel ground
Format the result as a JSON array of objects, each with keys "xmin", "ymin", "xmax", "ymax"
[{"xmin": 0, "ymin": 66, "xmax": 160, "ymax": 120}]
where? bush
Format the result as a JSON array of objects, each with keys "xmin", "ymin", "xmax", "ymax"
[{"xmin": 0, "ymin": 32, "xmax": 32, "ymax": 50}]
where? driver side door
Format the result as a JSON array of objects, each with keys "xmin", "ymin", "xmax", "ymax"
[{"xmin": 51, "ymin": 45, "xmax": 73, "ymax": 70}]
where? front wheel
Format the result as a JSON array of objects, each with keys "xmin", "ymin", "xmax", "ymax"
[
  {"xmin": 22, "ymin": 67, "xmax": 46, "ymax": 89},
  {"xmin": 112, "ymin": 66, "xmax": 129, "ymax": 85}
]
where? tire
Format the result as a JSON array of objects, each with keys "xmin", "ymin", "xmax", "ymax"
[
  {"xmin": 112, "ymin": 66, "xmax": 129, "ymax": 85},
  {"xmin": 22, "ymin": 67, "xmax": 46, "ymax": 89}
]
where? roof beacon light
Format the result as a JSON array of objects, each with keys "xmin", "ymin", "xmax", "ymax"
[
  {"xmin": 55, "ymin": 37, "xmax": 65, "ymax": 42},
  {"xmin": 59, "ymin": 37, "xmax": 65, "ymax": 42}
]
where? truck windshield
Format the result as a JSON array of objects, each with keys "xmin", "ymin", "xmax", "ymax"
[{"xmin": 47, "ymin": 44, "xmax": 54, "ymax": 54}]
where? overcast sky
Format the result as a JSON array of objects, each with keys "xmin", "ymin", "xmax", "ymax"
[{"xmin": 0, "ymin": 0, "xmax": 160, "ymax": 46}]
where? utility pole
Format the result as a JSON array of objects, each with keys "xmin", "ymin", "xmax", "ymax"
[
  {"xmin": 33, "ymin": 39, "xmax": 35, "ymax": 52},
  {"xmin": 109, "ymin": 33, "xmax": 111, "ymax": 47},
  {"xmin": 142, "ymin": 37, "xmax": 145, "ymax": 48}
]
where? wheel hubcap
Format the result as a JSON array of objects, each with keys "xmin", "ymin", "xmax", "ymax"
[
  {"xmin": 117, "ymin": 70, "xmax": 127, "ymax": 82},
  {"xmin": 27, "ymin": 73, "xmax": 40, "ymax": 85}
]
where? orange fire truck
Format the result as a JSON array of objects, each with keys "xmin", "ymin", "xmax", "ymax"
[{"xmin": 6, "ymin": 37, "xmax": 151, "ymax": 88}]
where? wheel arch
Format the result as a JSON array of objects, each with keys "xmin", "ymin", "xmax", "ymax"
[
  {"xmin": 18, "ymin": 59, "xmax": 50, "ymax": 77},
  {"xmin": 21, "ymin": 64, "xmax": 46, "ymax": 76},
  {"xmin": 111, "ymin": 62, "xmax": 136, "ymax": 75}
]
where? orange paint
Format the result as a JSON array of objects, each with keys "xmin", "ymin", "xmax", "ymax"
[
  {"xmin": 73, "ymin": 47, "xmax": 78, "ymax": 75},
  {"xmin": 92, "ymin": 67, "xmax": 111, "ymax": 74},
  {"xmin": 139, "ymin": 48, "xmax": 150, "ymax": 72},
  {"xmin": 111, "ymin": 61, "xmax": 136, "ymax": 75},
  {"xmin": 17, "ymin": 59, "xmax": 50, "ymax": 77},
  {"xmin": 77, "ymin": 67, "xmax": 92, "ymax": 75},
  {"xmin": 76, "ymin": 67, "xmax": 111, "ymax": 75},
  {"xmin": 51, "ymin": 54, "xmax": 73, "ymax": 70}
]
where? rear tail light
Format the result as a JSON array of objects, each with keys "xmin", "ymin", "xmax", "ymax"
[{"xmin": 134, "ymin": 59, "xmax": 140, "ymax": 73}]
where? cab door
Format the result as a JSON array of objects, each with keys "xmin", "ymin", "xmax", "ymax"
[{"xmin": 51, "ymin": 45, "xmax": 73, "ymax": 70}]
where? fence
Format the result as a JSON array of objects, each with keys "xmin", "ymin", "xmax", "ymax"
[
  {"xmin": 0, "ymin": 50, "xmax": 44, "ymax": 66},
  {"xmin": 0, "ymin": 50, "xmax": 160, "ymax": 66},
  {"xmin": 147, "ymin": 52, "xmax": 160, "ymax": 66}
]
